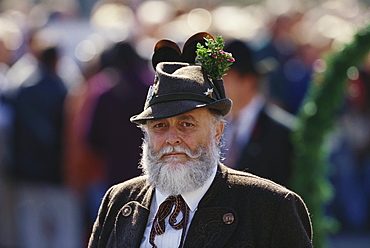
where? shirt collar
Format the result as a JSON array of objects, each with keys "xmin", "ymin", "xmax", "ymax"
[{"xmin": 155, "ymin": 164, "xmax": 217, "ymax": 213}]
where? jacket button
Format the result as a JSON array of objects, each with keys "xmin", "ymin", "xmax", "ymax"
[
  {"xmin": 122, "ymin": 206, "xmax": 132, "ymax": 217},
  {"xmin": 222, "ymin": 213, "xmax": 234, "ymax": 224}
]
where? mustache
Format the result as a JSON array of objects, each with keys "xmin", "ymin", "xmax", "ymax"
[{"xmin": 150, "ymin": 145, "xmax": 202, "ymax": 160}]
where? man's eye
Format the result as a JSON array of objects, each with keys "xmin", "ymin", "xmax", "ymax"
[
  {"xmin": 182, "ymin": 122, "xmax": 194, "ymax": 127},
  {"xmin": 153, "ymin": 123, "xmax": 165, "ymax": 128}
]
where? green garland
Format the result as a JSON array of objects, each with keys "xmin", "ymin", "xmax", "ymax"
[{"xmin": 291, "ymin": 24, "xmax": 370, "ymax": 248}]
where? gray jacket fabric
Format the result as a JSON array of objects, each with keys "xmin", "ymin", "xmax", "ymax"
[{"xmin": 88, "ymin": 164, "xmax": 312, "ymax": 248}]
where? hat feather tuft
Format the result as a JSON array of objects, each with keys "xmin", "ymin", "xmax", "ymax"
[{"xmin": 151, "ymin": 32, "xmax": 214, "ymax": 70}]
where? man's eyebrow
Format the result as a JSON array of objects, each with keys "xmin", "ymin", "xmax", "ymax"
[{"xmin": 176, "ymin": 114, "xmax": 198, "ymax": 122}]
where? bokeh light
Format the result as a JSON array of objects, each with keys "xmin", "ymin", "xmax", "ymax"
[{"xmin": 90, "ymin": 3, "xmax": 134, "ymax": 42}]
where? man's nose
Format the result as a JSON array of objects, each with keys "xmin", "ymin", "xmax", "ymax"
[{"xmin": 166, "ymin": 127, "xmax": 181, "ymax": 145}]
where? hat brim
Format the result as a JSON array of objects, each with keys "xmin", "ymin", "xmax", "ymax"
[{"xmin": 130, "ymin": 98, "xmax": 232, "ymax": 124}]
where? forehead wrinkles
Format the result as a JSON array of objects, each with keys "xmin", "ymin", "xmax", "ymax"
[
  {"xmin": 145, "ymin": 114, "xmax": 197, "ymax": 126},
  {"xmin": 175, "ymin": 114, "xmax": 199, "ymax": 124},
  {"xmin": 147, "ymin": 112, "xmax": 209, "ymax": 125}
]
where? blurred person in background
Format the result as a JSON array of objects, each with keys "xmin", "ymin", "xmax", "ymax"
[
  {"xmin": 6, "ymin": 41, "xmax": 82, "ymax": 247},
  {"xmin": 86, "ymin": 41, "xmax": 150, "ymax": 226},
  {"xmin": 87, "ymin": 41, "xmax": 149, "ymax": 188},
  {"xmin": 63, "ymin": 41, "xmax": 148, "ymax": 241},
  {"xmin": 222, "ymin": 39, "xmax": 296, "ymax": 187},
  {"xmin": 63, "ymin": 45, "xmax": 116, "ymax": 242}
]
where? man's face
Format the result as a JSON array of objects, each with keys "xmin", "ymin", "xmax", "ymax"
[
  {"xmin": 145, "ymin": 108, "xmax": 224, "ymax": 165},
  {"xmin": 140, "ymin": 108, "xmax": 224, "ymax": 195}
]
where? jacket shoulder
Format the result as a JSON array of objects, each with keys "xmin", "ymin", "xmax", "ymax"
[
  {"xmin": 225, "ymin": 166, "xmax": 288, "ymax": 189},
  {"xmin": 220, "ymin": 165, "xmax": 299, "ymax": 201},
  {"xmin": 105, "ymin": 175, "xmax": 150, "ymax": 204}
]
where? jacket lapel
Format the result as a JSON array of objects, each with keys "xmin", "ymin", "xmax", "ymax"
[
  {"xmin": 112, "ymin": 186, "xmax": 154, "ymax": 248},
  {"xmin": 114, "ymin": 201, "xmax": 150, "ymax": 247}
]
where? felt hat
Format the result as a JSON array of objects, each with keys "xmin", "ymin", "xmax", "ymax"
[{"xmin": 130, "ymin": 33, "xmax": 232, "ymax": 124}]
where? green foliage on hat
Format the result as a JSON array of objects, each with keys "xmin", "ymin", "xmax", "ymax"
[
  {"xmin": 291, "ymin": 23, "xmax": 370, "ymax": 248},
  {"xmin": 195, "ymin": 35, "xmax": 235, "ymax": 80}
]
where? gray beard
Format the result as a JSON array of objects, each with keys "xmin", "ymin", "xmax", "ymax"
[{"xmin": 140, "ymin": 138, "xmax": 220, "ymax": 195}]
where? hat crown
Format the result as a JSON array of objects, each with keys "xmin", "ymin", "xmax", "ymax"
[
  {"xmin": 144, "ymin": 62, "xmax": 220, "ymax": 110},
  {"xmin": 157, "ymin": 64, "xmax": 206, "ymax": 94}
]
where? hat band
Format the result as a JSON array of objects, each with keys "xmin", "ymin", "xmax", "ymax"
[{"xmin": 149, "ymin": 92, "xmax": 215, "ymax": 106}]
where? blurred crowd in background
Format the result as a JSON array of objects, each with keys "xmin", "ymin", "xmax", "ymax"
[{"xmin": 0, "ymin": 0, "xmax": 369, "ymax": 247}]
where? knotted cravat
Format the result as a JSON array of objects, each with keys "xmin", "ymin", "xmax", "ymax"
[{"xmin": 149, "ymin": 195, "xmax": 190, "ymax": 248}]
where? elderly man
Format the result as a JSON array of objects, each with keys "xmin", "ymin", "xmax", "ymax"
[{"xmin": 88, "ymin": 33, "xmax": 312, "ymax": 248}]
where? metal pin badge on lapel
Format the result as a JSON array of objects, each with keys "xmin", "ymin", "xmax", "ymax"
[
  {"xmin": 122, "ymin": 205, "xmax": 132, "ymax": 217},
  {"xmin": 222, "ymin": 213, "xmax": 234, "ymax": 225}
]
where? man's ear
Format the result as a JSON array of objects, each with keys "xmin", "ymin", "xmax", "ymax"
[{"xmin": 215, "ymin": 121, "xmax": 224, "ymax": 145}]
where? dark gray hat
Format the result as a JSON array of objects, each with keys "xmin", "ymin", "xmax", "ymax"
[{"xmin": 130, "ymin": 62, "xmax": 232, "ymax": 124}]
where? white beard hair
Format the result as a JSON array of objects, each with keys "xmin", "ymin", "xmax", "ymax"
[{"xmin": 140, "ymin": 132, "xmax": 220, "ymax": 196}]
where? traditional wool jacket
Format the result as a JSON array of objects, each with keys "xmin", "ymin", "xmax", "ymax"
[{"xmin": 88, "ymin": 164, "xmax": 312, "ymax": 248}]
